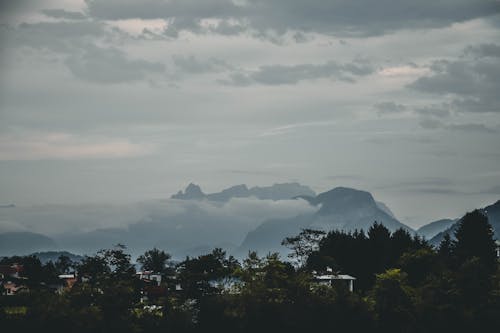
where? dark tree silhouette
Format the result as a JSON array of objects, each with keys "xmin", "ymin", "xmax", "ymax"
[
  {"xmin": 453, "ymin": 210, "xmax": 497, "ymax": 273},
  {"xmin": 137, "ymin": 248, "xmax": 172, "ymax": 273}
]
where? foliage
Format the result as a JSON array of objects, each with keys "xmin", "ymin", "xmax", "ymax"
[{"xmin": 0, "ymin": 214, "xmax": 499, "ymax": 333}]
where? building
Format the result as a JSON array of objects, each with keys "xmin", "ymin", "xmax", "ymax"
[
  {"xmin": 312, "ymin": 268, "xmax": 356, "ymax": 292},
  {"xmin": 136, "ymin": 271, "xmax": 162, "ymax": 286}
]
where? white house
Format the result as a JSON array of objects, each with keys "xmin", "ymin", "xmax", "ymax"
[
  {"xmin": 136, "ymin": 271, "xmax": 162, "ymax": 286},
  {"xmin": 312, "ymin": 268, "xmax": 356, "ymax": 292}
]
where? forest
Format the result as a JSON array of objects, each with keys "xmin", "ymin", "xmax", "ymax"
[{"xmin": 1, "ymin": 210, "xmax": 499, "ymax": 333}]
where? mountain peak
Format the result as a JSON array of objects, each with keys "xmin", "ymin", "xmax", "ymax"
[
  {"xmin": 172, "ymin": 182, "xmax": 315, "ymax": 202},
  {"xmin": 172, "ymin": 183, "xmax": 205, "ymax": 200},
  {"xmin": 314, "ymin": 187, "xmax": 376, "ymax": 215}
]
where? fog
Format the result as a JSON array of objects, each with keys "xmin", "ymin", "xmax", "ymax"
[{"xmin": 0, "ymin": 197, "xmax": 317, "ymax": 257}]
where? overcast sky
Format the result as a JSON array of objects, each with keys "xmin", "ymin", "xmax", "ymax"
[{"xmin": 1, "ymin": 0, "xmax": 500, "ymax": 227}]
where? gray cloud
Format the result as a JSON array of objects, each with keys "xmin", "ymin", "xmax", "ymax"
[
  {"xmin": 221, "ymin": 60, "xmax": 374, "ymax": 86},
  {"xmin": 374, "ymin": 101, "xmax": 407, "ymax": 114},
  {"xmin": 42, "ymin": 9, "xmax": 87, "ymax": 20},
  {"xmin": 84, "ymin": 0, "xmax": 500, "ymax": 37},
  {"xmin": 65, "ymin": 45, "xmax": 165, "ymax": 84},
  {"xmin": 410, "ymin": 43, "xmax": 500, "ymax": 113},
  {"xmin": 419, "ymin": 118, "xmax": 499, "ymax": 134},
  {"xmin": 5, "ymin": 20, "xmax": 165, "ymax": 84},
  {"xmin": 414, "ymin": 105, "xmax": 451, "ymax": 118},
  {"xmin": 483, "ymin": 185, "xmax": 500, "ymax": 194},
  {"xmin": 448, "ymin": 123, "xmax": 499, "ymax": 134},
  {"xmin": 172, "ymin": 55, "xmax": 231, "ymax": 74},
  {"xmin": 419, "ymin": 118, "xmax": 444, "ymax": 129},
  {"xmin": 464, "ymin": 43, "xmax": 500, "ymax": 58}
]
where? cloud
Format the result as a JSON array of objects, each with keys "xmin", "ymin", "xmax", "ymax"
[
  {"xmin": 42, "ymin": 9, "xmax": 87, "ymax": 20},
  {"xmin": 374, "ymin": 101, "xmax": 407, "ymax": 114},
  {"xmin": 6, "ymin": 20, "xmax": 164, "ymax": 84},
  {"xmin": 448, "ymin": 123, "xmax": 499, "ymax": 134},
  {"xmin": 419, "ymin": 119, "xmax": 499, "ymax": 133},
  {"xmin": 172, "ymin": 55, "xmax": 231, "ymax": 74},
  {"xmin": 0, "ymin": 197, "xmax": 318, "ymax": 256},
  {"xmin": 0, "ymin": 132, "xmax": 154, "ymax": 160},
  {"xmin": 410, "ymin": 43, "xmax": 500, "ymax": 113},
  {"xmin": 84, "ymin": 0, "xmax": 500, "ymax": 37},
  {"xmin": 464, "ymin": 43, "xmax": 500, "ymax": 58},
  {"xmin": 483, "ymin": 185, "xmax": 500, "ymax": 194},
  {"xmin": 414, "ymin": 105, "xmax": 450, "ymax": 118},
  {"xmin": 65, "ymin": 44, "xmax": 165, "ymax": 83},
  {"xmin": 221, "ymin": 60, "xmax": 374, "ymax": 86}
]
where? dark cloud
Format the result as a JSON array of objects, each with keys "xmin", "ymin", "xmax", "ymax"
[
  {"xmin": 84, "ymin": 0, "xmax": 500, "ymax": 37},
  {"xmin": 42, "ymin": 9, "xmax": 87, "ymax": 20},
  {"xmin": 221, "ymin": 60, "xmax": 374, "ymax": 86},
  {"xmin": 410, "ymin": 44, "xmax": 500, "ymax": 113}
]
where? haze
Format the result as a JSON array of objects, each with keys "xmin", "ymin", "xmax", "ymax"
[{"xmin": 1, "ymin": 0, "xmax": 500, "ymax": 228}]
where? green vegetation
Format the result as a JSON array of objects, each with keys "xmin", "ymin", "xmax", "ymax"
[{"xmin": 1, "ymin": 210, "xmax": 499, "ymax": 332}]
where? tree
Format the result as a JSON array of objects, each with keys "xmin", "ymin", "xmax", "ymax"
[
  {"xmin": 137, "ymin": 248, "xmax": 172, "ymax": 273},
  {"xmin": 282, "ymin": 229, "xmax": 326, "ymax": 267},
  {"xmin": 453, "ymin": 210, "xmax": 497, "ymax": 274},
  {"xmin": 371, "ymin": 269, "xmax": 415, "ymax": 333},
  {"xmin": 55, "ymin": 255, "xmax": 74, "ymax": 274}
]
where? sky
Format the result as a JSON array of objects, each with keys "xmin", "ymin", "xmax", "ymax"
[{"xmin": 0, "ymin": 0, "xmax": 500, "ymax": 228}]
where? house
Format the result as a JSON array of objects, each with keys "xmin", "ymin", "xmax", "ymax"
[
  {"xmin": 2, "ymin": 281, "xmax": 28, "ymax": 296},
  {"xmin": 58, "ymin": 274, "xmax": 77, "ymax": 292},
  {"xmin": 312, "ymin": 268, "xmax": 356, "ymax": 292},
  {"xmin": 137, "ymin": 271, "xmax": 162, "ymax": 286},
  {"xmin": 0, "ymin": 264, "xmax": 23, "ymax": 279}
]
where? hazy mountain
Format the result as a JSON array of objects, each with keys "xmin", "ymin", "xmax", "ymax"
[
  {"xmin": 430, "ymin": 200, "xmax": 500, "ymax": 246},
  {"xmin": 0, "ymin": 232, "xmax": 57, "ymax": 256},
  {"xmin": 172, "ymin": 182, "xmax": 316, "ymax": 202},
  {"xmin": 417, "ymin": 219, "xmax": 457, "ymax": 240},
  {"xmin": 238, "ymin": 187, "xmax": 413, "ymax": 255},
  {"xmin": 31, "ymin": 251, "xmax": 84, "ymax": 264},
  {"xmin": 376, "ymin": 201, "xmax": 397, "ymax": 219},
  {"xmin": 50, "ymin": 197, "xmax": 316, "ymax": 259}
]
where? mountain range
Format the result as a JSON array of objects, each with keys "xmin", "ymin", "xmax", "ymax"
[
  {"xmin": 1, "ymin": 183, "xmax": 498, "ymax": 259},
  {"xmin": 172, "ymin": 182, "xmax": 316, "ymax": 201},
  {"xmin": 429, "ymin": 200, "xmax": 500, "ymax": 246}
]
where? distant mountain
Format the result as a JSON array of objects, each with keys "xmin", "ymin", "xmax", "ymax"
[
  {"xmin": 31, "ymin": 251, "xmax": 84, "ymax": 264},
  {"xmin": 172, "ymin": 182, "xmax": 316, "ymax": 201},
  {"xmin": 417, "ymin": 219, "xmax": 457, "ymax": 239},
  {"xmin": 238, "ymin": 187, "xmax": 413, "ymax": 255},
  {"xmin": 0, "ymin": 232, "xmax": 57, "ymax": 256},
  {"xmin": 429, "ymin": 200, "xmax": 500, "ymax": 246}
]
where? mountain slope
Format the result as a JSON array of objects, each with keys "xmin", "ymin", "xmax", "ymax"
[
  {"xmin": 417, "ymin": 219, "xmax": 456, "ymax": 239},
  {"xmin": 0, "ymin": 232, "xmax": 57, "ymax": 256},
  {"xmin": 238, "ymin": 187, "xmax": 413, "ymax": 255},
  {"xmin": 429, "ymin": 200, "xmax": 500, "ymax": 246}
]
